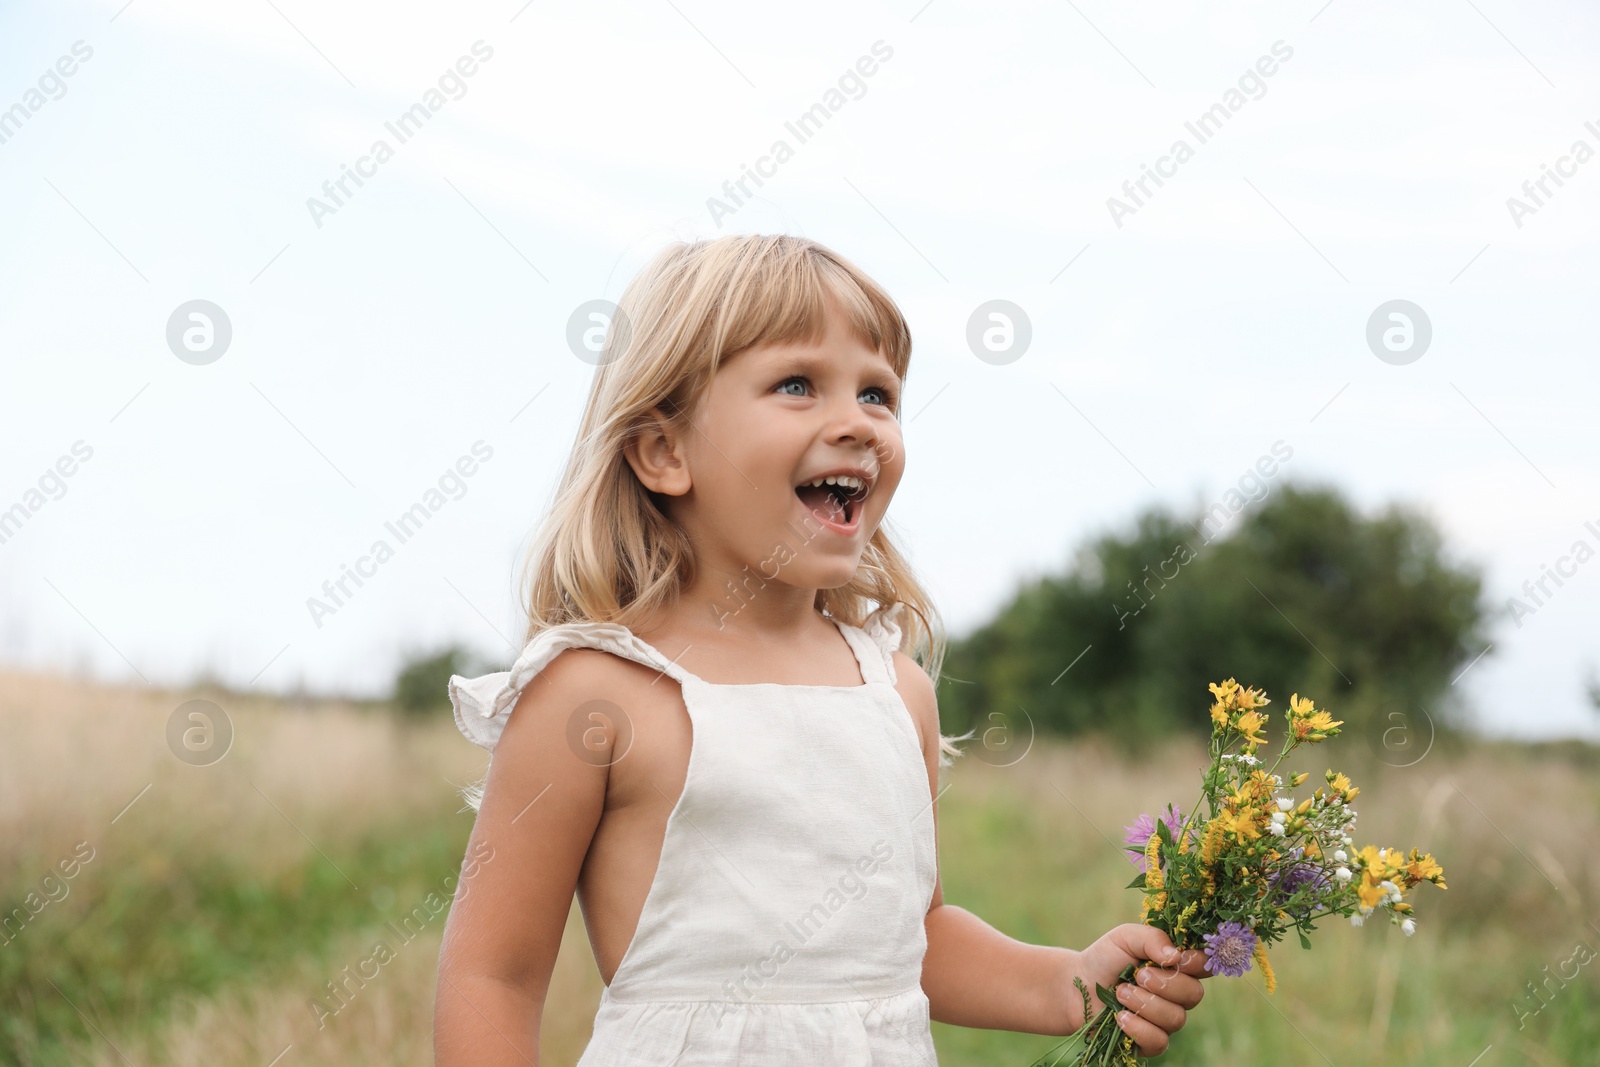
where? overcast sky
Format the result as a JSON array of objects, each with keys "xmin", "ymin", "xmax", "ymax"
[{"xmin": 2, "ymin": 0, "xmax": 1597, "ymax": 740}]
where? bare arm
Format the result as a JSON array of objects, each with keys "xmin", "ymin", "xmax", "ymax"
[
  {"xmin": 894, "ymin": 653, "xmax": 1207, "ymax": 1049},
  {"xmin": 892, "ymin": 652, "xmax": 1080, "ymax": 1034},
  {"xmin": 434, "ymin": 651, "xmax": 616, "ymax": 1066}
]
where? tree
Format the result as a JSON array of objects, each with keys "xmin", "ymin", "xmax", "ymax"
[
  {"xmin": 936, "ymin": 483, "xmax": 1489, "ymax": 747},
  {"xmin": 392, "ymin": 645, "xmax": 474, "ymax": 717}
]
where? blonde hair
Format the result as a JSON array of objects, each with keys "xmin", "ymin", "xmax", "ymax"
[{"xmin": 463, "ymin": 235, "xmax": 970, "ymax": 810}]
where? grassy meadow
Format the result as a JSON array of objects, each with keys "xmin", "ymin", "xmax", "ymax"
[{"xmin": 2, "ymin": 667, "xmax": 1597, "ymax": 1065}]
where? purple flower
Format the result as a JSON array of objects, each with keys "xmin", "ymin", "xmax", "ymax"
[
  {"xmin": 1123, "ymin": 805, "xmax": 1184, "ymax": 871},
  {"xmin": 1202, "ymin": 921, "xmax": 1258, "ymax": 978},
  {"xmin": 1268, "ymin": 848, "xmax": 1330, "ymax": 916}
]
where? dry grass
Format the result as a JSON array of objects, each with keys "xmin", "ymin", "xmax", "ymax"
[
  {"xmin": 0, "ymin": 668, "xmax": 486, "ymax": 883},
  {"xmin": 6, "ymin": 666, "xmax": 1599, "ymax": 1065},
  {"xmin": 58, "ymin": 903, "xmax": 605, "ymax": 1067}
]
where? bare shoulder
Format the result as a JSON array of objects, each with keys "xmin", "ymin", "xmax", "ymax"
[
  {"xmin": 440, "ymin": 644, "xmax": 677, "ymax": 998},
  {"xmin": 496, "ymin": 645, "xmax": 671, "ymax": 764},
  {"xmin": 890, "ymin": 650, "xmax": 937, "ymax": 757}
]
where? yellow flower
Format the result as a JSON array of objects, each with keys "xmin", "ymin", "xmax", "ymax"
[
  {"xmin": 1235, "ymin": 710, "xmax": 1268, "ymax": 747},
  {"xmin": 1253, "ymin": 940, "xmax": 1277, "ymax": 994},
  {"xmin": 1357, "ymin": 877, "xmax": 1389, "ymax": 910},
  {"xmin": 1246, "ymin": 769, "xmax": 1278, "ymax": 796},
  {"xmin": 1223, "ymin": 807, "xmax": 1262, "ymax": 842},
  {"xmin": 1235, "ymin": 684, "xmax": 1270, "ymax": 710},
  {"xmin": 1289, "ymin": 694, "xmax": 1343, "ymax": 742},
  {"xmin": 1145, "ymin": 832, "xmax": 1164, "ymax": 891},
  {"xmin": 1404, "ymin": 849, "xmax": 1447, "ymax": 889},
  {"xmin": 1209, "ymin": 678, "xmax": 1241, "ymax": 703}
]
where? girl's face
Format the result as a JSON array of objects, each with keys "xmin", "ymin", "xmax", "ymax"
[{"xmin": 648, "ymin": 296, "xmax": 906, "ymax": 597}]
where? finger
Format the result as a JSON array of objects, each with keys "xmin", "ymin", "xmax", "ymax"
[
  {"xmin": 1134, "ymin": 964, "xmax": 1205, "ymax": 1010},
  {"xmin": 1116, "ymin": 980, "xmax": 1186, "ymax": 1035},
  {"xmin": 1113, "ymin": 924, "xmax": 1184, "ymax": 969},
  {"xmin": 1114, "ymin": 1005, "xmax": 1171, "ymax": 1058},
  {"xmin": 1174, "ymin": 948, "xmax": 1215, "ymax": 977}
]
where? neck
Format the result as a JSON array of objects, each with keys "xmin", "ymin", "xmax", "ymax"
[{"xmin": 678, "ymin": 548, "xmax": 824, "ymax": 640}]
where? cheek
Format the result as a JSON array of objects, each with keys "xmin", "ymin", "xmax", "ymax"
[
  {"xmin": 876, "ymin": 429, "xmax": 906, "ymax": 483},
  {"xmin": 868, "ymin": 444, "xmax": 906, "ymax": 508}
]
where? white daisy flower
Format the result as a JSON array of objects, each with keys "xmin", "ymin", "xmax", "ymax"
[
  {"xmin": 1277, "ymin": 798, "xmax": 1294, "ymax": 812},
  {"xmin": 1334, "ymin": 866, "xmax": 1352, "ymax": 883},
  {"xmin": 1401, "ymin": 918, "xmax": 1416, "ymax": 937}
]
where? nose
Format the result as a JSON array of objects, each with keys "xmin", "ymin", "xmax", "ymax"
[{"xmin": 821, "ymin": 392, "xmax": 879, "ymax": 449}]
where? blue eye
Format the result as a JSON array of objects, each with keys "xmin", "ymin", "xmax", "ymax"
[
  {"xmin": 860, "ymin": 386, "xmax": 888, "ymax": 406},
  {"xmin": 777, "ymin": 377, "xmax": 808, "ymax": 396}
]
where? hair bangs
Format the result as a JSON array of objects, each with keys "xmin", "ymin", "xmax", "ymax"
[{"xmin": 712, "ymin": 242, "xmax": 912, "ymax": 382}]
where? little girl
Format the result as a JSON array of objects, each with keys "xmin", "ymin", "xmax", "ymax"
[{"xmin": 432, "ymin": 235, "xmax": 1209, "ymax": 1065}]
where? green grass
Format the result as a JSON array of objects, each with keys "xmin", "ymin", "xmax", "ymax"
[
  {"xmin": 927, "ymin": 753, "xmax": 1600, "ymax": 1066},
  {"xmin": 0, "ymin": 814, "xmax": 471, "ymax": 1067},
  {"xmin": 4, "ymin": 715, "xmax": 1597, "ymax": 1067}
]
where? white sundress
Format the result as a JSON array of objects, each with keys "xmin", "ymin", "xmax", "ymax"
[{"xmin": 448, "ymin": 602, "xmax": 941, "ymax": 1066}]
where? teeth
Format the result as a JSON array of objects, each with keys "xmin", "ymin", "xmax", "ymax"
[{"xmin": 806, "ymin": 475, "xmax": 865, "ymax": 491}]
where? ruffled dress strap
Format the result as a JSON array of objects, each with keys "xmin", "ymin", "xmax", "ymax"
[
  {"xmin": 449, "ymin": 621, "xmax": 692, "ymax": 751},
  {"xmin": 850, "ymin": 600, "xmax": 907, "ymax": 685}
]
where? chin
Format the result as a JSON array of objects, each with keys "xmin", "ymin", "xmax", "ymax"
[{"xmin": 793, "ymin": 555, "xmax": 865, "ymax": 591}]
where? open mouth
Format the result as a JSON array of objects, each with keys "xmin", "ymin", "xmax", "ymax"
[{"xmin": 794, "ymin": 474, "xmax": 870, "ymax": 529}]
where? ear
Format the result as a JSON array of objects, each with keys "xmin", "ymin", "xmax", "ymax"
[{"xmin": 624, "ymin": 406, "xmax": 692, "ymax": 496}]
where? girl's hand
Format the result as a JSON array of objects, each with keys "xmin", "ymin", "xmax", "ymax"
[{"xmin": 1075, "ymin": 924, "xmax": 1209, "ymax": 1057}]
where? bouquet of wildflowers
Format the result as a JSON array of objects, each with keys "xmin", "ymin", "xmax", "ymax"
[{"xmin": 1030, "ymin": 679, "xmax": 1447, "ymax": 1067}]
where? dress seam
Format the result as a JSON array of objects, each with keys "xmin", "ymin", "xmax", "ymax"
[{"xmin": 601, "ymin": 984, "xmax": 927, "ymax": 1007}]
